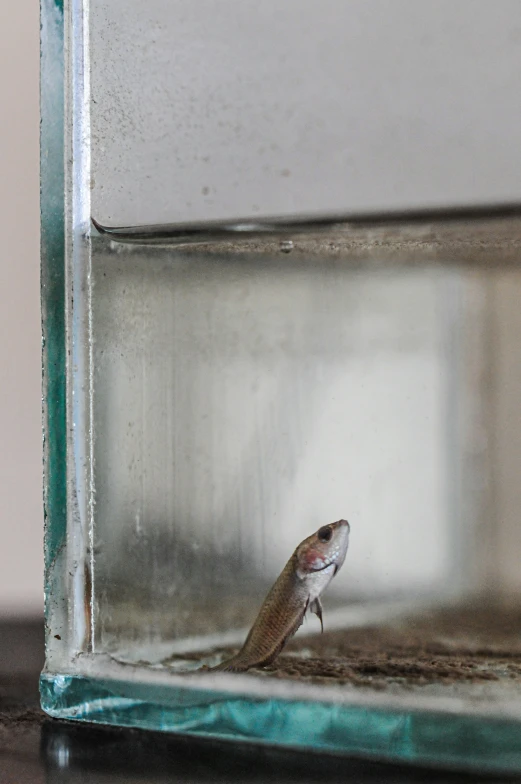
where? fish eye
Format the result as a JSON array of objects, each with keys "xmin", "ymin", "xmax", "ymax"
[{"xmin": 317, "ymin": 525, "xmax": 333, "ymax": 543}]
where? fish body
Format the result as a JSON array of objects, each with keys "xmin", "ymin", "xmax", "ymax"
[{"xmin": 210, "ymin": 519, "xmax": 350, "ymax": 672}]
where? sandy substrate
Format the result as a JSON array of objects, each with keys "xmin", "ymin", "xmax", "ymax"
[{"xmin": 180, "ymin": 606, "xmax": 521, "ymax": 691}]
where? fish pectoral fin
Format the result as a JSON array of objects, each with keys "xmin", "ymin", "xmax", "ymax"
[{"xmin": 309, "ymin": 597, "xmax": 324, "ymax": 633}]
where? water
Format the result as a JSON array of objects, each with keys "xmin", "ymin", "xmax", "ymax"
[{"xmin": 89, "ymin": 241, "xmax": 464, "ymax": 655}]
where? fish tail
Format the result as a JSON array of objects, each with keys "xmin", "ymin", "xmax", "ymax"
[{"xmin": 207, "ymin": 654, "xmax": 249, "ymax": 673}]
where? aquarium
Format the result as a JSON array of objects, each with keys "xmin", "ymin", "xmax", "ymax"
[{"xmin": 41, "ymin": 0, "xmax": 521, "ymax": 774}]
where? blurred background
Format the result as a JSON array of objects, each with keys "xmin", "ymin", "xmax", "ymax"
[{"xmin": 0, "ymin": 0, "xmax": 42, "ymax": 616}]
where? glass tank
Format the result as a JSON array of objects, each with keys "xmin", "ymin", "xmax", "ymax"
[{"xmin": 41, "ymin": 0, "xmax": 521, "ymax": 775}]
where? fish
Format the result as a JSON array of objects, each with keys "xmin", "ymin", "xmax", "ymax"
[{"xmin": 209, "ymin": 519, "xmax": 350, "ymax": 672}]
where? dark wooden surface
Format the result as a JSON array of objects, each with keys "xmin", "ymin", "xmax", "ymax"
[{"xmin": 0, "ymin": 620, "xmax": 517, "ymax": 783}]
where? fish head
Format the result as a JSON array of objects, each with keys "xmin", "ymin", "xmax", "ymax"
[{"xmin": 295, "ymin": 519, "xmax": 350, "ymax": 579}]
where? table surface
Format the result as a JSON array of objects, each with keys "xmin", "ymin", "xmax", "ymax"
[{"xmin": 0, "ymin": 620, "xmax": 518, "ymax": 784}]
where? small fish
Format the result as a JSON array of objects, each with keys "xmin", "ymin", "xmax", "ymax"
[{"xmin": 210, "ymin": 519, "xmax": 350, "ymax": 672}]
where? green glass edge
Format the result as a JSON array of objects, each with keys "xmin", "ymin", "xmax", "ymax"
[
  {"xmin": 40, "ymin": 1, "xmax": 66, "ymax": 602},
  {"xmin": 40, "ymin": 673, "xmax": 521, "ymax": 774}
]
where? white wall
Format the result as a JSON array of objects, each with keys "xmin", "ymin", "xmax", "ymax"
[
  {"xmin": 91, "ymin": 0, "xmax": 521, "ymax": 226},
  {"xmin": 0, "ymin": 0, "xmax": 43, "ymax": 615}
]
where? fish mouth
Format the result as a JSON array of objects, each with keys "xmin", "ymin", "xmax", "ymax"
[{"xmin": 312, "ymin": 561, "xmax": 339, "ymax": 574}]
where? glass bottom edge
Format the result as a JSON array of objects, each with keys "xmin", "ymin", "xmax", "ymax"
[{"xmin": 40, "ymin": 671, "xmax": 521, "ymax": 774}]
